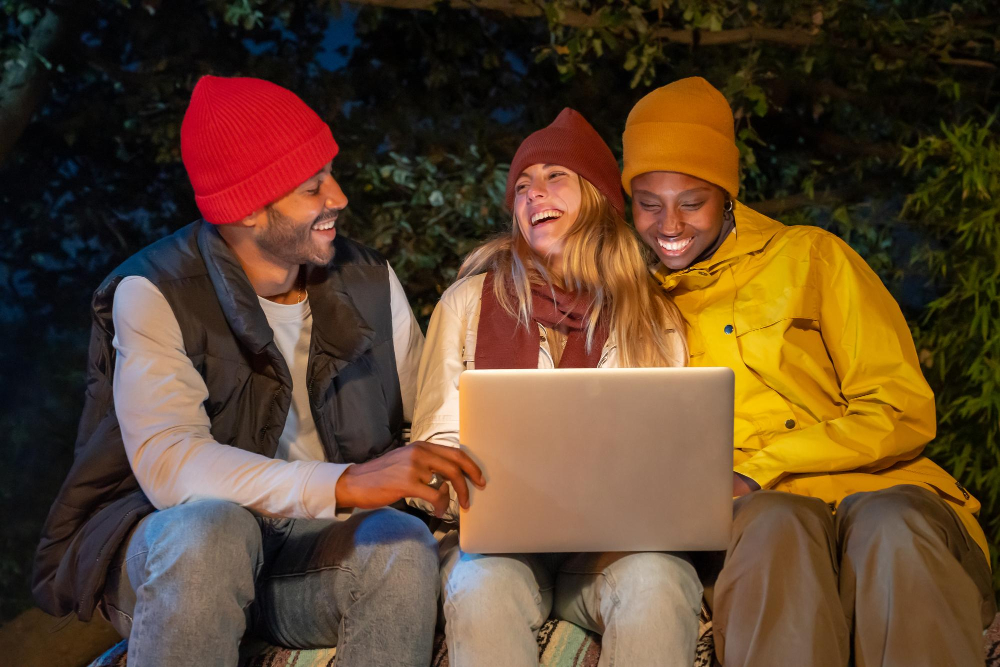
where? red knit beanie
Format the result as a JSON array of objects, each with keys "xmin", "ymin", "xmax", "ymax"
[
  {"xmin": 180, "ymin": 76, "xmax": 339, "ymax": 224},
  {"xmin": 505, "ymin": 108, "xmax": 625, "ymax": 216}
]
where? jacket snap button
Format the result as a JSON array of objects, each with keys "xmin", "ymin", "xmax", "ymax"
[
  {"xmin": 724, "ymin": 324, "xmax": 734, "ymax": 335},
  {"xmin": 785, "ymin": 419, "xmax": 796, "ymax": 429}
]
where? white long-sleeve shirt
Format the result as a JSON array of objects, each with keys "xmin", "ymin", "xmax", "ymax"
[{"xmin": 112, "ymin": 263, "xmax": 424, "ymax": 520}]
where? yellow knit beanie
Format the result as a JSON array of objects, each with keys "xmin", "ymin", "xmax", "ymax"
[{"xmin": 621, "ymin": 77, "xmax": 739, "ymax": 197}]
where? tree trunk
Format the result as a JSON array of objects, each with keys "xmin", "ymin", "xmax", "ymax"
[{"xmin": 0, "ymin": 8, "xmax": 64, "ymax": 165}]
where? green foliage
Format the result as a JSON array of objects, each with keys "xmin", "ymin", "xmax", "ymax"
[
  {"xmin": 901, "ymin": 118, "xmax": 1000, "ymax": 581},
  {"xmin": 346, "ymin": 148, "xmax": 509, "ymax": 320},
  {"xmin": 223, "ymin": 0, "xmax": 265, "ymax": 29}
]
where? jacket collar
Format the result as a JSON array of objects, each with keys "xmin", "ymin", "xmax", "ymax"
[
  {"xmin": 197, "ymin": 221, "xmax": 275, "ymax": 356},
  {"xmin": 196, "ymin": 222, "xmax": 375, "ymax": 368},
  {"xmin": 652, "ymin": 201, "xmax": 784, "ymax": 292}
]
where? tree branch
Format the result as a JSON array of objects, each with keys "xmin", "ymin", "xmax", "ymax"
[
  {"xmin": 346, "ymin": 0, "xmax": 997, "ymax": 69},
  {"xmin": 352, "ymin": 0, "xmax": 561, "ymax": 20},
  {"xmin": 748, "ymin": 186, "xmax": 896, "ymax": 223},
  {"xmin": 936, "ymin": 56, "xmax": 997, "ymax": 70},
  {"xmin": 749, "ymin": 191, "xmax": 848, "ymax": 216},
  {"xmin": 654, "ymin": 25, "xmax": 815, "ymax": 47},
  {"xmin": 0, "ymin": 9, "xmax": 65, "ymax": 165},
  {"xmin": 350, "ymin": 0, "xmax": 814, "ymax": 41}
]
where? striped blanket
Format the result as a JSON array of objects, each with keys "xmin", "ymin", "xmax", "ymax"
[
  {"xmin": 90, "ymin": 612, "xmax": 716, "ymax": 667},
  {"xmin": 90, "ymin": 610, "xmax": 1000, "ymax": 667}
]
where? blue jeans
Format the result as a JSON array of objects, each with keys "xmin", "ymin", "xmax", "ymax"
[
  {"xmin": 439, "ymin": 532, "xmax": 703, "ymax": 667},
  {"xmin": 102, "ymin": 500, "xmax": 439, "ymax": 667}
]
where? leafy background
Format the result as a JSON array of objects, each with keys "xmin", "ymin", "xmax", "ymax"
[{"xmin": 0, "ymin": 0, "xmax": 998, "ymax": 622}]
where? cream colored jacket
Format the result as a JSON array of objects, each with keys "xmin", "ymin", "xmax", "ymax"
[{"xmin": 408, "ymin": 272, "xmax": 684, "ymax": 519}]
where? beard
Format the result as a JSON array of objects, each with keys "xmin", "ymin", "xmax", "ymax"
[{"xmin": 257, "ymin": 206, "xmax": 337, "ymax": 266}]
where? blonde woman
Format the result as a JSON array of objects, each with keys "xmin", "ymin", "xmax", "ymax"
[{"xmin": 410, "ymin": 109, "xmax": 701, "ymax": 667}]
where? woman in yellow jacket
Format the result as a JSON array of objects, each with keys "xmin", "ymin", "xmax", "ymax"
[{"xmin": 621, "ymin": 77, "xmax": 995, "ymax": 667}]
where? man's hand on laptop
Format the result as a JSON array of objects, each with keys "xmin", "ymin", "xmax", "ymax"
[
  {"xmin": 733, "ymin": 472, "xmax": 760, "ymax": 498},
  {"xmin": 335, "ymin": 442, "xmax": 485, "ymax": 517}
]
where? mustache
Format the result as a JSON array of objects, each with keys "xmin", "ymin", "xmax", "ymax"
[{"xmin": 314, "ymin": 211, "xmax": 340, "ymax": 225}]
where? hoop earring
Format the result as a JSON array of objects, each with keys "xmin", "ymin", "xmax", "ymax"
[{"xmin": 723, "ymin": 199, "xmax": 734, "ymax": 212}]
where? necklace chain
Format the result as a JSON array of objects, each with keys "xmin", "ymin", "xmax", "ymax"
[{"xmin": 295, "ymin": 269, "xmax": 306, "ymax": 304}]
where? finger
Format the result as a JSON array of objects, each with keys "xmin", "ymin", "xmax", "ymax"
[
  {"xmin": 426, "ymin": 444, "xmax": 485, "ymax": 488},
  {"xmin": 411, "ymin": 440, "xmax": 483, "ymax": 485},
  {"xmin": 406, "ymin": 482, "xmax": 447, "ymax": 516},
  {"xmin": 430, "ymin": 483, "xmax": 451, "ymax": 518}
]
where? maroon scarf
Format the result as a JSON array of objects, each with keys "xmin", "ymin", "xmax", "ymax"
[{"xmin": 475, "ymin": 271, "xmax": 609, "ymax": 369}]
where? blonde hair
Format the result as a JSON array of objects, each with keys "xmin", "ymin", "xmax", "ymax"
[{"xmin": 459, "ymin": 176, "xmax": 688, "ymax": 368}]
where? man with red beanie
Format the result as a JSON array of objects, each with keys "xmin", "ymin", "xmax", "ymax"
[{"xmin": 32, "ymin": 75, "xmax": 484, "ymax": 666}]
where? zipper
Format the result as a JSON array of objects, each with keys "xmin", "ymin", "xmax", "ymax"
[
  {"xmin": 260, "ymin": 389, "xmax": 281, "ymax": 440},
  {"xmin": 91, "ymin": 507, "xmax": 137, "ymax": 567},
  {"xmin": 307, "ymin": 376, "xmax": 324, "ymax": 454},
  {"xmin": 85, "ymin": 505, "xmax": 140, "ymax": 609}
]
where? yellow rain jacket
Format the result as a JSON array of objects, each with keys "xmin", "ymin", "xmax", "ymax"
[{"xmin": 655, "ymin": 202, "xmax": 988, "ymax": 559}]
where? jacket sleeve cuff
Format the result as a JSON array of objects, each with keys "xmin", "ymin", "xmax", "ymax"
[
  {"xmin": 732, "ymin": 461, "xmax": 779, "ymax": 491},
  {"xmin": 302, "ymin": 462, "xmax": 353, "ymax": 519}
]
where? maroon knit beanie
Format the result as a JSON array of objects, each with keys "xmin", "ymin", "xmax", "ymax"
[
  {"xmin": 505, "ymin": 108, "xmax": 625, "ymax": 216},
  {"xmin": 180, "ymin": 75, "xmax": 340, "ymax": 224}
]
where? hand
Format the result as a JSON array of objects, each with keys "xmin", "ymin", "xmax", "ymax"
[
  {"xmin": 335, "ymin": 441, "xmax": 485, "ymax": 517},
  {"xmin": 733, "ymin": 472, "xmax": 759, "ymax": 498}
]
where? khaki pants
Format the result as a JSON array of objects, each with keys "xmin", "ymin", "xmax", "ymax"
[{"xmin": 701, "ymin": 485, "xmax": 995, "ymax": 667}]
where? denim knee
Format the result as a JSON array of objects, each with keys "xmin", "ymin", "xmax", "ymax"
[
  {"xmin": 133, "ymin": 500, "xmax": 263, "ymax": 595},
  {"xmin": 605, "ymin": 553, "xmax": 702, "ymax": 617},
  {"xmin": 350, "ymin": 509, "xmax": 438, "ymax": 596},
  {"xmin": 444, "ymin": 552, "xmax": 550, "ymax": 625}
]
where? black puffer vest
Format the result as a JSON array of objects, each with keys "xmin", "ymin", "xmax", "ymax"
[{"xmin": 32, "ymin": 221, "xmax": 404, "ymax": 620}]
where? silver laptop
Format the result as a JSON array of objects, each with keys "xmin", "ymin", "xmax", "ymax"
[{"xmin": 458, "ymin": 367, "xmax": 734, "ymax": 553}]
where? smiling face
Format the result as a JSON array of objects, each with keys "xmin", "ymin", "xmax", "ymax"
[
  {"xmin": 255, "ymin": 161, "xmax": 348, "ymax": 267},
  {"xmin": 513, "ymin": 164, "xmax": 583, "ymax": 265},
  {"xmin": 630, "ymin": 171, "xmax": 727, "ymax": 271}
]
